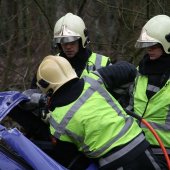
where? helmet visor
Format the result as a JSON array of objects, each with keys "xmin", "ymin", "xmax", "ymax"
[
  {"xmin": 135, "ymin": 41, "xmax": 158, "ymax": 48},
  {"xmin": 135, "ymin": 28, "xmax": 159, "ymax": 48},
  {"xmin": 54, "ymin": 36, "xmax": 80, "ymax": 44},
  {"xmin": 54, "ymin": 25, "xmax": 80, "ymax": 44}
]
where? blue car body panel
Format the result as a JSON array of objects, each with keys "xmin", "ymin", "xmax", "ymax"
[
  {"xmin": 0, "ymin": 91, "xmax": 29, "ymax": 121},
  {"xmin": 0, "ymin": 148, "xmax": 30, "ymax": 170},
  {"xmin": 0, "ymin": 125, "xmax": 67, "ymax": 170},
  {"xmin": 0, "ymin": 91, "xmax": 66, "ymax": 170},
  {"xmin": 0, "ymin": 91, "xmax": 98, "ymax": 170}
]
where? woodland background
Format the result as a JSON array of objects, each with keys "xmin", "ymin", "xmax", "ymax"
[{"xmin": 0, "ymin": 0, "xmax": 170, "ymax": 91}]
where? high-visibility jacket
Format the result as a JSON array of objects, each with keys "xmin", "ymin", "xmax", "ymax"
[
  {"xmin": 81, "ymin": 52, "xmax": 110, "ymax": 77},
  {"xmin": 49, "ymin": 73, "xmax": 143, "ymax": 158},
  {"xmin": 127, "ymin": 74, "xmax": 170, "ymax": 152}
]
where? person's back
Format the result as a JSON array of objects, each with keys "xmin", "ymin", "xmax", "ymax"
[
  {"xmin": 35, "ymin": 55, "xmax": 164, "ymax": 170},
  {"xmin": 126, "ymin": 14, "xmax": 170, "ymax": 167}
]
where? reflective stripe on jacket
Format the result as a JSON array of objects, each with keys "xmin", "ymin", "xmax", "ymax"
[
  {"xmin": 129, "ymin": 75, "xmax": 170, "ymax": 148},
  {"xmin": 49, "ymin": 73, "xmax": 142, "ymax": 158},
  {"xmin": 81, "ymin": 52, "xmax": 110, "ymax": 76}
]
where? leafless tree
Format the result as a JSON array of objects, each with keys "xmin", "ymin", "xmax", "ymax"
[{"xmin": 0, "ymin": 0, "xmax": 170, "ymax": 91}]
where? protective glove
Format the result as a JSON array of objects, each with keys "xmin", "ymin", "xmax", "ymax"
[
  {"xmin": 22, "ymin": 89, "xmax": 50, "ymax": 121},
  {"xmin": 22, "ymin": 89, "xmax": 42, "ymax": 102},
  {"xmin": 20, "ymin": 89, "xmax": 46, "ymax": 112}
]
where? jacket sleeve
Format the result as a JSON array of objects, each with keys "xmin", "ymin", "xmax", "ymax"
[
  {"xmin": 97, "ymin": 61, "xmax": 137, "ymax": 107},
  {"xmin": 97, "ymin": 61, "xmax": 137, "ymax": 89}
]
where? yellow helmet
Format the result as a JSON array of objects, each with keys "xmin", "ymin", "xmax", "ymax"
[
  {"xmin": 53, "ymin": 13, "xmax": 89, "ymax": 48},
  {"xmin": 36, "ymin": 55, "xmax": 78, "ymax": 94},
  {"xmin": 135, "ymin": 15, "xmax": 170, "ymax": 54}
]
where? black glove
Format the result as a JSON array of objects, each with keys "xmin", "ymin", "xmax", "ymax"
[
  {"xmin": 19, "ymin": 89, "xmax": 45, "ymax": 111},
  {"xmin": 22, "ymin": 89, "xmax": 49, "ymax": 119}
]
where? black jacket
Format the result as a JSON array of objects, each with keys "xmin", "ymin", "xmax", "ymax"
[{"xmin": 138, "ymin": 53, "xmax": 170, "ymax": 99}]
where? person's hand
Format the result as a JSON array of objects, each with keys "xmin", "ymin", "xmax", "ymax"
[
  {"xmin": 20, "ymin": 89, "xmax": 44, "ymax": 111},
  {"xmin": 21, "ymin": 89, "xmax": 49, "ymax": 119},
  {"xmin": 22, "ymin": 89, "xmax": 41, "ymax": 100}
]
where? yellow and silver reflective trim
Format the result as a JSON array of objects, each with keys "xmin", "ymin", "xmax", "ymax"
[
  {"xmin": 87, "ymin": 53, "xmax": 109, "ymax": 71},
  {"xmin": 50, "ymin": 75, "xmax": 135, "ymax": 157},
  {"xmin": 87, "ymin": 53, "xmax": 103, "ymax": 71},
  {"xmin": 99, "ymin": 133, "xmax": 145, "ymax": 167}
]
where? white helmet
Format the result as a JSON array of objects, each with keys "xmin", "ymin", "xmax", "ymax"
[
  {"xmin": 135, "ymin": 15, "xmax": 170, "ymax": 54},
  {"xmin": 53, "ymin": 13, "xmax": 89, "ymax": 48},
  {"xmin": 36, "ymin": 55, "xmax": 78, "ymax": 94}
]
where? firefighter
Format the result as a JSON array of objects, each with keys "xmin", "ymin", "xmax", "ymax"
[
  {"xmin": 36, "ymin": 55, "xmax": 164, "ymax": 170},
  {"xmin": 52, "ymin": 12, "xmax": 110, "ymax": 76},
  {"xmin": 31, "ymin": 12, "xmax": 132, "ymax": 104},
  {"xmin": 126, "ymin": 14, "xmax": 170, "ymax": 168},
  {"xmin": 31, "ymin": 13, "xmax": 110, "ymax": 88}
]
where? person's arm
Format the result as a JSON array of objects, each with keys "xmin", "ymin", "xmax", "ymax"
[
  {"xmin": 97, "ymin": 61, "xmax": 137, "ymax": 89},
  {"xmin": 96, "ymin": 61, "xmax": 137, "ymax": 107}
]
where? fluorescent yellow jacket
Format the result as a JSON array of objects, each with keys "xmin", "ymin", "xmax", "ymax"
[
  {"xmin": 81, "ymin": 52, "xmax": 110, "ymax": 77},
  {"xmin": 128, "ymin": 75, "xmax": 170, "ymax": 149},
  {"xmin": 49, "ymin": 73, "xmax": 143, "ymax": 158}
]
